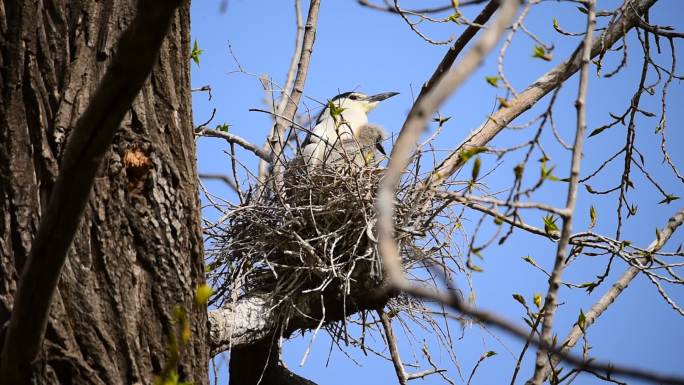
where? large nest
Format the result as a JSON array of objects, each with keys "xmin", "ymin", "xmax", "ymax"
[{"xmin": 205, "ymin": 148, "xmax": 468, "ymax": 353}]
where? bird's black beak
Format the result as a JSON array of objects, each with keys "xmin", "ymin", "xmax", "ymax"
[
  {"xmin": 365, "ymin": 92, "xmax": 399, "ymax": 102},
  {"xmin": 376, "ymin": 141, "xmax": 387, "ymax": 156}
]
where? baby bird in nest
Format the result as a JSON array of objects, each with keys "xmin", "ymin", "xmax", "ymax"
[{"xmin": 325, "ymin": 123, "xmax": 387, "ymax": 168}]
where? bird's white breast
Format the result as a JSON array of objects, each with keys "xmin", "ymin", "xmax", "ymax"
[{"xmin": 303, "ymin": 108, "xmax": 369, "ymax": 166}]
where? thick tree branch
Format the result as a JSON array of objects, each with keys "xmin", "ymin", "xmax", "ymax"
[
  {"xmin": 415, "ymin": 0, "xmax": 500, "ymax": 106},
  {"xmin": 426, "ymin": 0, "xmax": 658, "ymax": 188},
  {"xmin": 0, "ymin": 1, "xmax": 183, "ymax": 384},
  {"xmin": 259, "ymin": 0, "xmax": 305, "ymax": 182},
  {"xmin": 377, "ymin": 0, "xmax": 519, "ymax": 287},
  {"xmin": 268, "ymin": 0, "xmax": 320, "ymax": 179}
]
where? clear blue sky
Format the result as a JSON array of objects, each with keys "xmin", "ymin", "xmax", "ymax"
[{"xmin": 190, "ymin": 1, "xmax": 684, "ymax": 384}]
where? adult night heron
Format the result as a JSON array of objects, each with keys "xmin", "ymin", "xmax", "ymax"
[{"xmin": 300, "ymin": 91, "xmax": 397, "ymax": 167}]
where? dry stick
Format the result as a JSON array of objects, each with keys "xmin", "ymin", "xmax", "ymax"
[
  {"xmin": 377, "ymin": 0, "xmax": 519, "ymax": 288},
  {"xmin": 532, "ymin": 206, "xmax": 684, "ymax": 383},
  {"xmin": 259, "ymin": 0, "xmax": 305, "ymax": 182},
  {"xmin": 357, "ymin": 0, "xmax": 491, "ymax": 14},
  {"xmin": 426, "ymin": 0, "xmax": 659, "ymax": 189},
  {"xmin": 0, "ymin": 1, "xmax": 183, "ymax": 384},
  {"xmin": 199, "ymin": 173, "xmax": 240, "ymax": 193},
  {"xmin": 196, "ymin": 127, "xmax": 272, "ymax": 162},
  {"xmin": 416, "ymin": 0, "xmax": 501, "ymax": 104},
  {"xmin": 269, "ymin": 0, "xmax": 320, "ymax": 184},
  {"xmin": 529, "ymin": 1, "xmax": 596, "ymax": 384},
  {"xmin": 378, "ymin": 309, "xmax": 444, "ymax": 384},
  {"xmin": 379, "ymin": 309, "xmax": 409, "ymax": 385}
]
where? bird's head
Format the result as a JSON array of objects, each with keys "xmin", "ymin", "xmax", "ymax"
[
  {"xmin": 356, "ymin": 124, "xmax": 388, "ymax": 158},
  {"xmin": 318, "ymin": 91, "xmax": 399, "ymax": 123}
]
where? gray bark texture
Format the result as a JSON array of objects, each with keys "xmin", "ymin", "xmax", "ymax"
[{"xmin": 0, "ymin": 1, "xmax": 208, "ymax": 384}]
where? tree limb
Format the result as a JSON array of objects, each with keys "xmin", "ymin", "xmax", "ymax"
[
  {"xmin": 268, "ymin": 0, "xmax": 320, "ymax": 180},
  {"xmin": 259, "ymin": 0, "xmax": 305, "ymax": 182},
  {"xmin": 0, "ymin": 1, "xmax": 183, "ymax": 384},
  {"xmin": 196, "ymin": 127, "xmax": 273, "ymax": 162},
  {"xmin": 377, "ymin": 0, "xmax": 519, "ymax": 287},
  {"xmin": 426, "ymin": 0, "xmax": 659, "ymax": 189}
]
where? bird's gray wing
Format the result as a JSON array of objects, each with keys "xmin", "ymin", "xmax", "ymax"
[{"xmin": 326, "ymin": 138, "xmax": 364, "ymax": 167}]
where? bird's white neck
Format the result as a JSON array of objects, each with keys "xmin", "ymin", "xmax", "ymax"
[{"xmin": 315, "ymin": 107, "xmax": 369, "ymax": 142}]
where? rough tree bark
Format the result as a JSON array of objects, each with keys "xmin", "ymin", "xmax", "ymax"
[{"xmin": 0, "ymin": 1, "xmax": 208, "ymax": 384}]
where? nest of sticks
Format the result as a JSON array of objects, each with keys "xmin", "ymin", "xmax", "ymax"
[{"xmin": 206, "ymin": 148, "xmax": 468, "ymax": 354}]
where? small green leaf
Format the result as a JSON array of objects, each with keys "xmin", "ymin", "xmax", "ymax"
[
  {"xmin": 512, "ymin": 293, "xmax": 526, "ymax": 305},
  {"xmin": 523, "ymin": 255, "xmax": 537, "ymax": 266},
  {"xmin": 588, "ymin": 125, "xmax": 609, "ymax": 138},
  {"xmin": 485, "ymin": 76, "xmax": 500, "ymax": 87},
  {"xmin": 589, "ymin": 206, "xmax": 597, "ymax": 229},
  {"xmin": 484, "ymin": 350, "xmax": 497, "ymax": 358},
  {"xmin": 471, "ymin": 156, "xmax": 481, "ymax": 181},
  {"xmin": 659, "ymin": 194, "xmax": 680, "ymax": 205},
  {"xmin": 533, "ymin": 293, "xmax": 542, "ymax": 309},
  {"xmin": 432, "ymin": 115, "xmax": 451, "ymax": 125},
  {"xmin": 327, "ymin": 100, "xmax": 346, "ymax": 123},
  {"xmin": 467, "ymin": 260, "xmax": 484, "ymax": 272},
  {"xmin": 459, "ymin": 147, "xmax": 486, "ymax": 163},
  {"xmin": 579, "ymin": 282, "xmax": 598, "ymax": 292},
  {"xmin": 532, "ymin": 45, "xmax": 552, "ymax": 61},
  {"xmin": 577, "ymin": 309, "xmax": 586, "ymax": 331},
  {"xmin": 543, "ymin": 214, "xmax": 559, "ymax": 235},
  {"xmin": 497, "ymin": 96, "xmax": 511, "ymax": 108},
  {"xmin": 447, "ymin": 12, "xmax": 461, "ymax": 23},
  {"xmin": 216, "ymin": 123, "xmax": 231, "ymax": 132},
  {"xmin": 195, "ymin": 284, "xmax": 213, "ymax": 307},
  {"xmin": 190, "ymin": 39, "xmax": 204, "ymax": 66},
  {"xmin": 514, "ymin": 163, "xmax": 524, "ymax": 179},
  {"xmin": 628, "ymin": 204, "xmax": 638, "ymax": 217}
]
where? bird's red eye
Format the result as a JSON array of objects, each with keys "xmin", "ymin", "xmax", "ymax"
[{"xmin": 349, "ymin": 95, "xmax": 359, "ymax": 100}]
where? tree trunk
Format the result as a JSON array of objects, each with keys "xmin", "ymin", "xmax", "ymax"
[{"xmin": 0, "ymin": 1, "xmax": 208, "ymax": 384}]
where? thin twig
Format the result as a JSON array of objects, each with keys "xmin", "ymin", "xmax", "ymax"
[
  {"xmin": 530, "ymin": 1, "xmax": 595, "ymax": 383},
  {"xmin": 531, "ymin": 206, "xmax": 684, "ymax": 383},
  {"xmin": 196, "ymin": 127, "xmax": 272, "ymax": 162},
  {"xmin": 426, "ymin": 0, "xmax": 658, "ymax": 188}
]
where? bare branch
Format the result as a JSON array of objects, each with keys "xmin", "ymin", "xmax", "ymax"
[
  {"xmin": 196, "ymin": 127, "xmax": 273, "ymax": 162},
  {"xmin": 379, "ymin": 309, "xmax": 408, "ymax": 385},
  {"xmin": 259, "ymin": 0, "xmax": 305, "ymax": 182},
  {"xmin": 530, "ymin": 1, "xmax": 596, "ymax": 382},
  {"xmin": 199, "ymin": 173, "xmax": 239, "ymax": 193},
  {"xmin": 268, "ymin": 0, "xmax": 321, "ymax": 181},
  {"xmin": 0, "ymin": 1, "xmax": 183, "ymax": 383},
  {"xmin": 402, "ymin": 284, "xmax": 684, "ymax": 385},
  {"xmin": 532, "ymin": 206, "xmax": 684, "ymax": 383},
  {"xmin": 415, "ymin": 0, "xmax": 501, "ymax": 105},
  {"xmin": 377, "ymin": 0, "xmax": 519, "ymax": 287},
  {"xmin": 426, "ymin": 0, "xmax": 658, "ymax": 188},
  {"xmin": 357, "ymin": 0, "xmax": 492, "ymax": 14}
]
